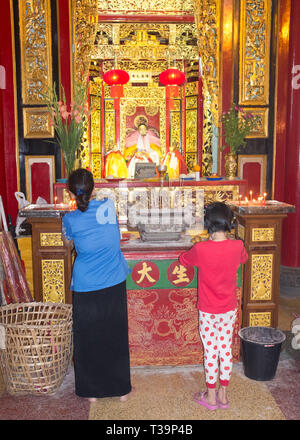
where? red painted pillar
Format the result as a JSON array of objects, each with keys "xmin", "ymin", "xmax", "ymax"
[
  {"xmin": 220, "ymin": 0, "xmax": 234, "ymax": 176},
  {"xmin": 57, "ymin": 0, "xmax": 72, "ymax": 104},
  {"xmin": 280, "ymin": 0, "xmax": 300, "ymax": 293},
  {"xmin": 0, "ymin": 1, "xmax": 18, "ymax": 223}
]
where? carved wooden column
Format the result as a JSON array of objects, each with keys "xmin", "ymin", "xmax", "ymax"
[
  {"xmin": 19, "ymin": 207, "xmax": 73, "ymax": 305},
  {"xmin": 228, "ymin": 201, "xmax": 295, "ymax": 328}
]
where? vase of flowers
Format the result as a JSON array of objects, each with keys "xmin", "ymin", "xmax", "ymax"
[
  {"xmin": 44, "ymin": 82, "xmax": 90, "ymax": 177},
  {"xmin": 221, "ymin": 104, "xmax": 256, "ymax": 180}
]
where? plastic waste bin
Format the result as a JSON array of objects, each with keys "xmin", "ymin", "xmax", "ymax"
[{"xmin": 238, "ymin": 326, "xmax": 286, "ymax": 381}]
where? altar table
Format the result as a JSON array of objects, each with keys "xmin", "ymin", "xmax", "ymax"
[{"xmin": 18, "ymin": 180, "xmax": 295, "ymax": 366}]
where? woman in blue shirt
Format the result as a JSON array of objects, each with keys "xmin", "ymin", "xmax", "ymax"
[{"xmin": 62, "ymin": 168, "xmax": 132, "ymax": 402}]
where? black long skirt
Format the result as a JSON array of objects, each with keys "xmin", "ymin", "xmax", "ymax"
[{"xmin": 72, "ymin": 280, "xmax": 132, "ymax": 398}]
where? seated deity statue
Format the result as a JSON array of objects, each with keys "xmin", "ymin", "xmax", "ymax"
[
  {"xmin": 162, "ymin": 141, "xmax": 187, "ymax": 179},
  {"xmin": 105, "ymin": 142, "xmax": 128, "ymax": 178},
  {"xmin": 124, "ymin": 121, "xmax": 161, "ymax": 179}
]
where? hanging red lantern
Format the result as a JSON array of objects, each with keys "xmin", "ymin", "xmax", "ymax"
[
  {"xmin": 159, "ymin": 68, "xmax": 186, "ymax": 86},
  {"xmin": 159, "ymin": 68, "xmax": 186, "ymax": 106},
  {"xmin": 103, "ymin": 69, "xmax": 130, "ymax": 98}
]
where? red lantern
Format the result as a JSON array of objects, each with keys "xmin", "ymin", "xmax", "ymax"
[
  {"xmin": 103, "ymin": 69, "xmax": 130, "ymax": 98},
  {"xmin": 159, "ymin": 68, "xmax": 185, "ymax": 106},
  {"xmin": 159, "ymin": 68, "xmax": 186, "ymax": 86}
]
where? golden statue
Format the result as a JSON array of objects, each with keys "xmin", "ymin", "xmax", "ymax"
[
  {"xmin": 105, "ymin": 142, "xmax": 128, "ymax": 178},
  {"xmin": 124, "ymin": 116, "xmax": 161, "ymax": 178},
  {"xmin": 162, "ymin": 142, "xmax": 187, "ymax": 179}
]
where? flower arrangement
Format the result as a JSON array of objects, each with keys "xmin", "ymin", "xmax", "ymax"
[
  {"xmin": 44, "ymin": 82, "xmax": 91, "ymax": 176},
  {"xmin": 221, "ymin": 104, "xmax": 256, "ymax": 154}
]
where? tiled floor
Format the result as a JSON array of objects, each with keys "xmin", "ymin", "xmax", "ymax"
[{"xmin": 0, "ymin": 293, "xmax": 299, "ymax": 420}]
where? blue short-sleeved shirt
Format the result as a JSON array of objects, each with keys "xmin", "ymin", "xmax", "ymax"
[{"xmin": 62, "ymin": 198, "xmax": 131, "ymax": 292}]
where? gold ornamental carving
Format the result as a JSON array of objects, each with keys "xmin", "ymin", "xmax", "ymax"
[
  {"xmin": 250, "ymin": 254, "xmax": 273, "ymax": 301},
  {"xmin": 238, "ymin": 224, "xmax": 245, "ymax": 240},
  {"xmin": 72, "ymin": 0, "xmax": 98, "ymax": 85},
  {"xmin": 193, "ymin": 0, "xmax": 221, "ymax": 124},
  {"xmin": 252, "ymin": 228, "xmax": 274, "ymax": 242},
  {"xmin": 18, "ymin": 0, "xmax": 52, "ymax": 105},
  {"xmin": 23, "ymin": 107, "xmax": 54, "ymax": 139},
  {"xmin": 249, "ymin": 312, "xmax": 271, "ymax": 327},
  {"xmin": 40, "ymin": 233, "xmax": 63, "ymax": 247},
  {"xmin": 170, "ymin": 111, "xmax": 181, "ymax": 152},
  {"xmin": 202, "ymin": 92, "xmax": 213, "ymax": 175},
  {"xmin": 41, "ymin": 259, "xmax": 65, "ymax": 303},
  {"xmin": 96, "ymin": 0, "xmax": 194, "ymax": 15},
  {"xmin": 92, "ymin": 23, "xmax": 198, "ymax": 63},
  {"xmin": 245, "ymin": 108, "xmax": 269, "ymax": 139},
  {"xmin": 239, "ymin": 0, "xmax": 271, "ymax": 106}
]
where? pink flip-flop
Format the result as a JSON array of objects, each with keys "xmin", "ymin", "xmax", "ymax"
[
  {"xmin": 216, "ymin": 396, "xmax": 229, "ymax": 409},
  {"xmin": 193, "ymin": 392, "xmax": 218, "ymax": 410}
]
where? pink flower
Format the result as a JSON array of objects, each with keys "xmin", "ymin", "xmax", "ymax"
[
  {"xmin": 58, "ymin": 101, "xmax": 63, "ymax": 107},
  {"xmin": 60, "ymin": 105, "xmax": 67, "ymax": 113},
  {"xmin": 75, "ymin": 115, "xmax": 81, "ymax": 123},
  {"xmin": 61, "ymin": 111, "xmax": 69, "ymax": 120}
]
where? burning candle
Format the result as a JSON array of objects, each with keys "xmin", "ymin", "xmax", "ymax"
[
  {"xmin": 54, "ymin": 196, "xmax": 57, "ymax": 209},
  {"xmin": 263, "ymin": 193, "xmax": 267, "ymax": 206},
  {"xmin": 239, "ymin": 195, "xmax": 242, "ymax": 205},
  {"xmin": 249, "ymin": 190, "xmax": 253, "ymax": 201},
  {"xmin": 245, "ymin": 197, "xmax": 249, "ymax": 206}
]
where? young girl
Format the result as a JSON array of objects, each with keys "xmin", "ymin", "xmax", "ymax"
[
  {"xmin": 62, "ymin": 168, "xmax": 133, "ymax": 402},
  {"xmin": 179, "ymin": 202, "xmax": 248, "ymax": 410}
]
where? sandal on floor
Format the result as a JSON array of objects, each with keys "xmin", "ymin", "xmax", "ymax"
[
  {"xmin": 216, "ymin": 396, "xmax": 229, "ymax": 409},
  {"xmin": 193, "ymin": 392, "xmax": 218, "ymax": 410}
]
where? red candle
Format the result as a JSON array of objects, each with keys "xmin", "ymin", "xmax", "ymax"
[{"xmin": 54, "ymin": 196, "xmax": 57, "ymax": 209}]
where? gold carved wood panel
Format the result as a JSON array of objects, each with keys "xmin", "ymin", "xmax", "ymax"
[
  {"xmin": 40, "ymin": 233, "xmax": 63, "ymax": 247},
  {"xmin": 239, "ymin": 0, "xmax": 271, "ymax": 106},
  {"xmin": 96, "ymin": 0, "xmax": 194, "ymax": 15},
  {"xmin": 18, "ymin": 0, "xmax": 53, "ymax": 105},
  {"xmin": 41, "ymin": 259, "xmax": 65, "ymax": 303},
  {"xmin": 252, "ymin": 227, "xmax": 274, "ymax": 242},
  {"xmin": 104, "ymin": 100, "xmax": 116, "ymax": 150},
  {"xmin": 249, "ymin": 312, "xmax": 272, "ymax": 327},
  {"xmin": 250, "ymin": 254, "xmax": 273, "ymax": 301},
  {"xmin": 170, "ymin": 110, "xmax": 181, "ymax": 151},
  {"xmin": 23, "ymin": 107, "xmax": 54, "ymax": 139}
]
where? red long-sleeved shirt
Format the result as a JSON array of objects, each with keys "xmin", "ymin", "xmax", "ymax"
[{"xmin": 179, "ymin": 239, "xmax": 248, "ymax": 314}]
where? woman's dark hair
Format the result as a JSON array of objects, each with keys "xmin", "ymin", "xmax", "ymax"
[
  {"xmin": 67, "ymin": 168, "xmax": 94, "ymax": 212},
  {"xmin": 204, "ymin": 202, "xmax": 233, "ymax": 234}
]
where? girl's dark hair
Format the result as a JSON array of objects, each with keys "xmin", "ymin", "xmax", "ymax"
[
  {"xmin": 204, "ymin": 202, "xmax": 233, "ymax": 234},
  {"xmin": 67, "ymin": 168, "xmax": 94, "ymax": 212}
]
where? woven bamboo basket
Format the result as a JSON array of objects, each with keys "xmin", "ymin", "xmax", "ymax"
[{"xmin": 0, "ymin": 302, "xmax": 73, "ymax": 396}]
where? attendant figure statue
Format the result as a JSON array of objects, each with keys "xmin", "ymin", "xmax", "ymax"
[
  {"xmin": 105, "ymin": 142, "xmax": 128, "ymax": 178},
  {"xmin": 162, "ymin": 141, "xmax": 187, "ymax": 179},
  {"xmin": 124, "ymin": 118, "xmax": 161, "ymax": 178}
]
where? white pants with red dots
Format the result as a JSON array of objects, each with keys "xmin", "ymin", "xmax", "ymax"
[{"xmin": 199, "ymin": 309, "xmax": 237, "ymax": 389}]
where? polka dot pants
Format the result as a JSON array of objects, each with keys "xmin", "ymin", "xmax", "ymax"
[{"xmin": 199, "ymin": 309, "xmax": 237, "ymax": 389}]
